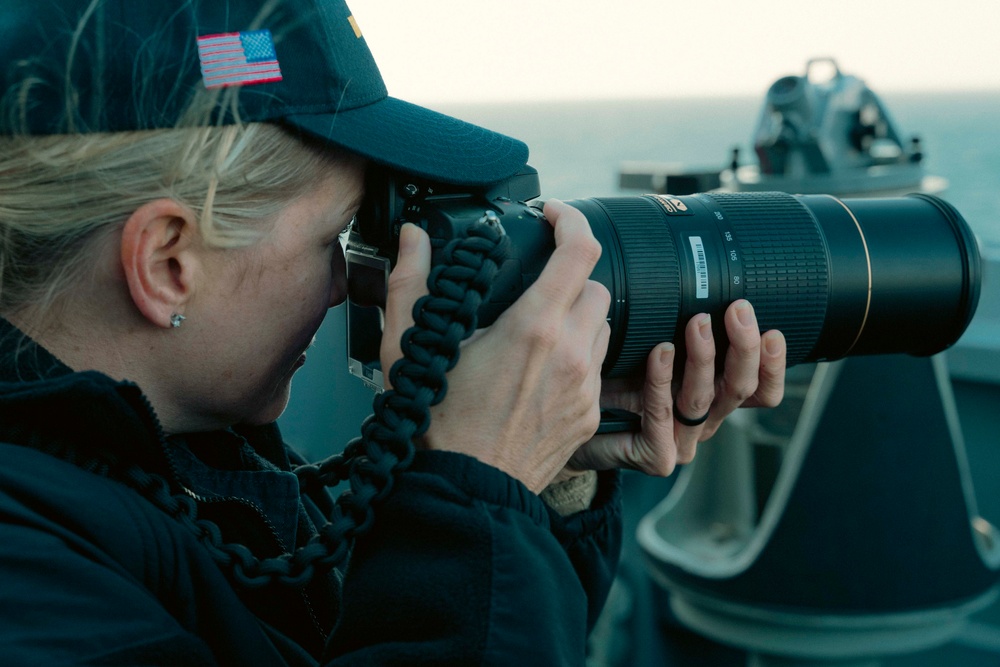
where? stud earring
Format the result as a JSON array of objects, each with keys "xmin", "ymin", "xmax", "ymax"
[{"xmin": 170, "ymin": 313, "xmax": 186, "ymax": 328}]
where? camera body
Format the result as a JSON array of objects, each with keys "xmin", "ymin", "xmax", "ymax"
[
  {"xmin": 346, "ymin": 166, "xmax": 981, "ymax": 392},
  {"xmin": 345, "ymin": 166, "xmax": 549, "ymax": 391}
]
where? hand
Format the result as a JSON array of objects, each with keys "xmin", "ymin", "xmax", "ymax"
[
  {"xmin": 381, "ymin": 201, "xmax": 611, "ymax": 492},
  {"xmin": 559, "ymin": 300, "xmax": 786, "ymax": 480}
]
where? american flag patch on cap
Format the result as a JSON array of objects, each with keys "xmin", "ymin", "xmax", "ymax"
[{"xmin": 197, "ymin": 30, "xmax": 283, "ymax": 89}]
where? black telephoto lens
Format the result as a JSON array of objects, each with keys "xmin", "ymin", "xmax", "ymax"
[
  {"xmin": 349, "ymin": 169, "xmax": 982, "ymax": 384},
  {"xmin": 553, "ymin": 192, "xmax": 981, "ymax": 378}
]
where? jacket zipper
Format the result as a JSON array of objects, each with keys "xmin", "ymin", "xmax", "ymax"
[{"xmin": 133, "ymin": 388, "xmax": 330, "ymax": 642}]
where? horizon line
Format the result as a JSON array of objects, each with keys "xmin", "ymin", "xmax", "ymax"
[{"xmin": 405, "ymin": 85, "xmax": 1000, "ymax": 108}]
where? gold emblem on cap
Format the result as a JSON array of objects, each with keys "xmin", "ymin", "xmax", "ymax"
[{"xmin": 347, "ymin": 15, "xmax": 362, "ymax": 38}]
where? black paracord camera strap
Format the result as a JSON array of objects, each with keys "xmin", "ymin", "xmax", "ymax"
[
  {"xmin": 281, "ymin": 220, "xmax": 509, "ymax": 585},
  {"xmin": 80, "ymin": 220, "xmax": 509, "ymax": 588}
]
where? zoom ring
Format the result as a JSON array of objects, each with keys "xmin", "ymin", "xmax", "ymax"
[
  {"xmin": 601, "ymin": 198, "xmax": 682, "ymax": 375},
  {"xmin": 707, "ymin": 192, "xmax": 829, "ymax": 364}
]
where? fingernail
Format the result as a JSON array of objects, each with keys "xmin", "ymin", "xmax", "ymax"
[
  {"xmin": 765, "ymin": 333, "xmax": 784, "ymax": 357},
  {"xmin": 659, "ymin": 343, "xmax": 675, "ymax": 366},
  {"xmin": 736, "ymin": 300, "xmax": 754, "ymax": 327},
  {"xmin": 699, "ymin": 315, "xmax": 713, "ymax": 341}
]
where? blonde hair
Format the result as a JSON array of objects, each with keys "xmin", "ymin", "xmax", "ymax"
[
  {"xmin": 0, "ymin": 0, "xmax": 345, "ymax": 317},
  {"xmin": 0, "ymin": 122, "xmax": 343, "ymax": 315}
]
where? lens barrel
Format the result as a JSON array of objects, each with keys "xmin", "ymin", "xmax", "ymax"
[{"xmin": 567, "ymin": 192, "xmax": 980, "ymax": 378}]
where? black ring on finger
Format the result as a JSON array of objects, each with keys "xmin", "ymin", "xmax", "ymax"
[{"xmin": 673, "ymin": 398, "xmax": 710, "ymax": 427}]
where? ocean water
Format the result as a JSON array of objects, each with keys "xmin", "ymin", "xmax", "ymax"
[
  {"xmin": 280, "ymin": 91, "xmax": 1000, "ymax": 459},
  {"xmin": 440, "ymin": 91, "xmax": 1000, "ymax": 255}
]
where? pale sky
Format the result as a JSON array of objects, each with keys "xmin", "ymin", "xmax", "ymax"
[{"xmin": 350, "ymin": 1, "xmax": 1000, "ymax": 104}]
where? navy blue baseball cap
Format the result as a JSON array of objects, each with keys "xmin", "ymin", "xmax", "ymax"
[{"xmin": 0, "ymin": 0, "xmax": 528, "ymax": 186}]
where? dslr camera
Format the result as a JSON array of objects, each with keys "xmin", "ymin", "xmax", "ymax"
[{"xmin": 345, "ymin": 166, "xmax": 981, "ymax": 392}]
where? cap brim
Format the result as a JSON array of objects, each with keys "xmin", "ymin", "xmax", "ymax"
[{"xmin": 284, "ymin": 97, "xmax": 528, "ymax": 187}]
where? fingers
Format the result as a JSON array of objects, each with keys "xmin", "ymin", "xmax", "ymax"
[
  {"xmin": 672, "ymin": 313, "xmax": 716, "ymax": 460},
  {"xmin": 563, "ymin": 299, "xmax": 790, "ymax": 482},
  {"xmin": 414, "ymin": 201, "xmax": 612, "ymax": 490},
  {"xmin": 636, "ymin": 342, "xmax": 679, "ymax": 474},
  {"xmin": 747, "ymin": 329, "xmax": 787, "ymax": 408},
  {"xmin": 380, "ymin": 223, "xmax": 431, "ymax": 388},
  {"xmin": 497, "ymin": 198, "xmax": 609, "ymax": 405},
  {"xmin": 585, "ymin": 296, "xmax": 613, "ymax": 404},
  {"xmin": 702, "ymin": 300, "xmax": 786, "ymax": 435},
  {"xmin": 702, "ymin": 300, "xmax": 761, "ymax": 434},
  {"xmin": 518, "ymin": 200, "xmax": 602, "ymax": 319},
  {"xmin": 555, "ymin": 278, "xmax": 611, "ymax": 437}
]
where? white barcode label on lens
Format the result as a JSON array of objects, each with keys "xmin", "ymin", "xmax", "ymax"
[{"xmin": 689, "ymin": 236, "xmax": 709, "ymax": 299}]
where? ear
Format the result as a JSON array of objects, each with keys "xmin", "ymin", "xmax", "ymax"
[{"xmin": 120, "ymin": 199, "xmax": 201, "ymax": 329}]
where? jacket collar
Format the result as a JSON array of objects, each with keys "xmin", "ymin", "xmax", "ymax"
[
  {"xmin": 0, "ymin": 322, "xmax": 71, "ymax": 384},
  {"xmin": 0, "ymin": 318, "xmax": 169, "ymax": 471},
  {"xmin": 0, "ymin": 317, "xmax": 304, "ymax": 548}
]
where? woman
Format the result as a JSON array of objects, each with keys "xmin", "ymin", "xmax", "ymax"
[{"xmin": 0, "ymin": 0, "xmax": 786, "ymax": 664}]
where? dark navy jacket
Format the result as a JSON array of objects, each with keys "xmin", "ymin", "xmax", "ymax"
[{"xmin": 0, "ymin": 324, "xmax": 622, "ymax": 665}]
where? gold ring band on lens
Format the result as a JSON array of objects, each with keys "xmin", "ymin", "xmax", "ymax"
[{"xmin": 824, "ymin": 195, "xmax": 872, "ymax": 357}]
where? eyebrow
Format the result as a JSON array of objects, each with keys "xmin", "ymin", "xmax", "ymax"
[
  {"xmin": 327, "ymin": 188, "xmax": 365, "ymax": 241},
  {"xmin": 344, "ymin": 188, "xmax": 366, "ymax": 216}
]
